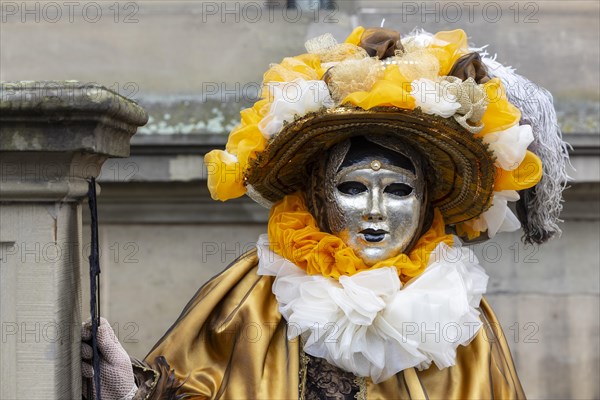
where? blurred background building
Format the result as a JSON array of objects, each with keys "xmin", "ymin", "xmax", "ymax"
[{"xmin": 1, "ymin": 1, "xmax": 599, "ymax": 398}]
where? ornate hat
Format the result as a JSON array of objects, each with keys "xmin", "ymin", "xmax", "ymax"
[{"xmin": 205, "ymin": 27, "xmax": 569, "ymax": 244}]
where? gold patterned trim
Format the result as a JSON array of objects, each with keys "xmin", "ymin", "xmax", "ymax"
[
  {"xmin": 353, "ymin": 376, "xmax": 367, "ymax": 400},
  {"xmin": 298, "ymin": 349, "xmax": 310, "ymax": 400}
]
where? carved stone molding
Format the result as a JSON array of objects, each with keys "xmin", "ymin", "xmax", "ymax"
[{"xmin": 0, "ymin": 81, "xmax": 148, "ymax": 201}]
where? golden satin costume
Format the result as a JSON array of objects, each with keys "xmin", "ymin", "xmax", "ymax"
[{"xmin": 146, "ymin": 250, "xmax": 525, "ymax": 399}]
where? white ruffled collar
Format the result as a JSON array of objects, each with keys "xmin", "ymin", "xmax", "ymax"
[{"xmin": 256, "ymin": 234, "xmax": 488, "ymax": 383}]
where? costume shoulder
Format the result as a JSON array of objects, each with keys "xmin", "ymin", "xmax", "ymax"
[{"xmin": 144, "ymin": 249, "xmax": 300, "ymax": 399}]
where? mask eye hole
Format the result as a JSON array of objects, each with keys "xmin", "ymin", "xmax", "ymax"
[
  {"xmin": 384, "ymin": 183, "xmax": 413, "ymax": 197},
  {"xmin": 337, "ymin": 181, "xmax": 368, "ymax": 195}
]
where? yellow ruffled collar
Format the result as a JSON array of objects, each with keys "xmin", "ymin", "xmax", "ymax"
[{"xmin": 267, "ymin": 193, "xmax": 454, "ymax": 282}]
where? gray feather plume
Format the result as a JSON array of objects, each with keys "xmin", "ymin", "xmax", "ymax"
[{"xmin": 481, "ymin": 56, "xmax": 571, "ymax": 244}]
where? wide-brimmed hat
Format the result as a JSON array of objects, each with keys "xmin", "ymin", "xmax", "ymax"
[
  {"xmin": 246, "ymin": 106, "xmax": 495, "ymax": 225},
  {"xmin": 205, "ymin": 27, "xmax": 569, "ymax": 243}
]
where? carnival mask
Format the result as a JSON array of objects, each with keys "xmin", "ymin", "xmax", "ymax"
[{"xmin": 323, "ymin": 137, "xmax": 426, "ymax": 266}]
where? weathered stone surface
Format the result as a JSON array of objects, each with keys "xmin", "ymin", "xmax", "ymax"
[
  {"xmin": 0, "ymin": 81, "xmax": 148, "ymax": 201},
  {"xmin": 1, "ymin": 203, "xmax": 82, "ymax": 399},
  {"xmin": 1, "ymin": 81, "xmax": 148, "ymax": 156},
  {"xmin": 487, "ymin": 294, "xmax": 600, "ymax": 400}
]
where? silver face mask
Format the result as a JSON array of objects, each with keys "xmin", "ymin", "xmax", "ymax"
[{"xmin": 322, "ymin": 138, "xmax": 426, "ymax": 266}]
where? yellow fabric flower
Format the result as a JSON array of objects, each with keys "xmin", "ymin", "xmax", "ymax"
[
  {"xmin": 204, "ymin": 150, "xmax": 245, "ymax": 201},
  {"xmin": 494, "ymin": 150, "xmax": 543, "ymax": 191},
  {"xmin": 427, "ymin": 29, "xmax": 469, "ymax": 76},
  {"xmin": 206, "ymin": 99, "xmax": 270, "ymax": 201},
  {"xmin": 477, "ymin": 78, "xmax": 522, "ymax": 136},
  {"xmin": 226, "ymin": 100, "xmax": 269, "ymax": 168},
  {"xmin": 263, "ymin": 54, "xmax": 325, "ymax": 83},
  {"xmin": 343, "ymin": 66, "xmax": 416, "ymax": 110},
  {"xmin": 268, "ymin": 193, "xmax": 454, "ymax": 282},
  {"xmin": 344, "ymin": 26, "xmax": 366, "ymax": 46}
]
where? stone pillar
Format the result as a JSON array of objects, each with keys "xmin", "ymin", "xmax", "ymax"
[{"xmin": 0, "ymin": 81, "xmax": 147, "ymax": 399}]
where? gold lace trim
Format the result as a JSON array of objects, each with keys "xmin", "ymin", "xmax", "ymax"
[
  {"xmin": 298, "ymin": 349, "xmax": 310, "ymax": 400},
  {"xmin": 353, "ymin": 377, "xmax": 367, "ymax": 400}
]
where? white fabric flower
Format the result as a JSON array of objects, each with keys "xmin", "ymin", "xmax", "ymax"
[
  {"xmin": 411, "ymin": 78, "xmax": 461, "ymax": 118},
  {"xmin": 402, "ymin": 31, "xmax": 434, "ymax": 48},
  {"xmin": 412, "ymin": 33, "xmax": 434, "ymax": 47},
  {"xmin": 465, "ymin": 190, "xmax": 521, "ymax": 237},
  {"xmin": 258, "ymin": 79, "xmax": 334, "ymax": 139},
  {"xmin": 256, "ymin": 235, "xmax": 488, "ymax": 383},
  {"xmin": 482, "ymin": 124, "xmax": 534, "ymax": 171}
]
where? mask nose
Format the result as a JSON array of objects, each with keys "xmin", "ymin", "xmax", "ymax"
[{"xmin": 365, "ymin": 189, "xmax": 384, "ymax": 221}]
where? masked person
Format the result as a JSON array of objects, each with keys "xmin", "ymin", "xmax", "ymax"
[{"xmin": 82, "ymin": 27, "xmax": 570, "ymax": 399}]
